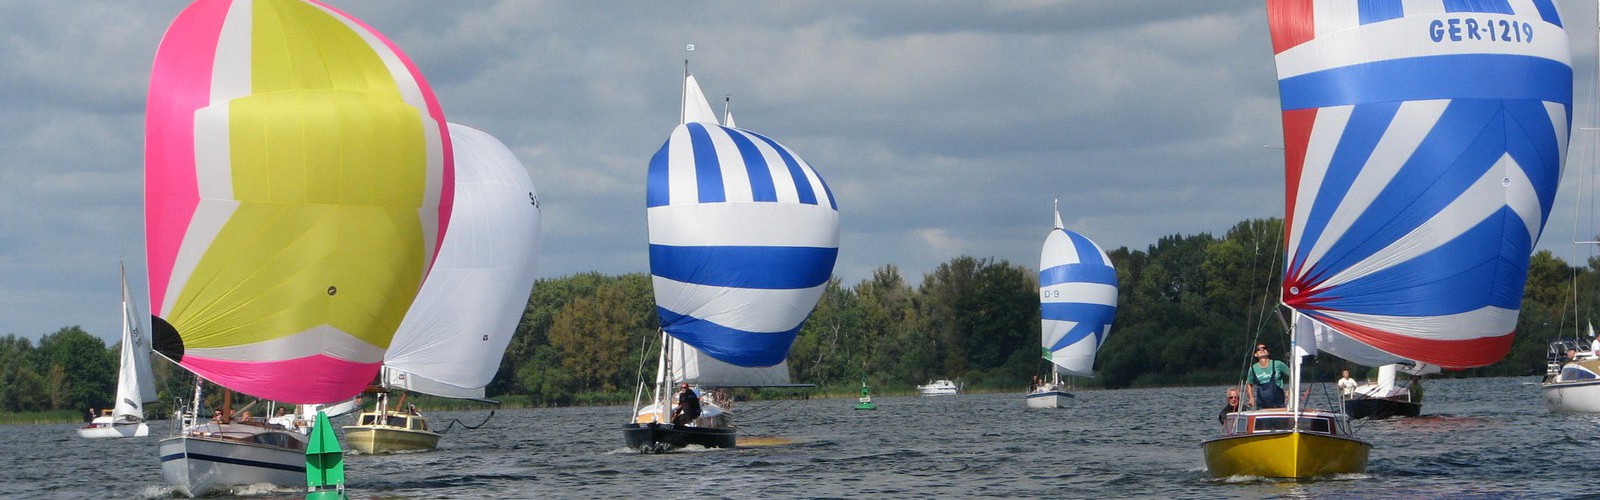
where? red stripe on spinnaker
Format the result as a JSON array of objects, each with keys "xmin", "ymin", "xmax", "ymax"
[
  {"xmin": 1267, "ymin": 0, "xmax": 1317, "ymax": 55},
  {"xmin": 1316, "ymin": 316, "xmax": 1514, "ymax": 369}
]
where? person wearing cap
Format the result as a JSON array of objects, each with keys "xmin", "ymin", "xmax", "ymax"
[
  {"xmin": 671, "ymin": 382, "xmax": 702, "ymax": 426},
  {"xmin": 1246, "ymin": 343, "xmax": 1289, "ymax": 409}
]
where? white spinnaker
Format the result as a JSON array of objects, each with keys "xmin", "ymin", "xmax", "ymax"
[{"xmin": 382, "ymin": 123, "xmax": 542, "ymax": 399}]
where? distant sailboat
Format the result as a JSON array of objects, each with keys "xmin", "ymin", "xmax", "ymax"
[
  {"xmin": 145, "ymin": 0, "xmax": 452, "ymax": 495},
  {"xmin": 78, "ymin": 263, "xmax": 159, "ymax": 439},
  {"xmin": 624, "ymin": 67, "xmax": 838, "ymax": 452},
  {"xmin": 1205, "ymin": 0, "xmax": 1571, "ymax": 479},
  {"xmin": 1028, "ymin": 201, "xmax": 1116, "ymax": 409},
  {"xmin": 344, "ymin": 122, "xmax": 542, "ymax": 454}
]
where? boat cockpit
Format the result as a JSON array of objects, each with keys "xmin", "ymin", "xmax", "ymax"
[{"xmin": 1221, "ymin": 411, "xmax": 1351, "ymax": 438}]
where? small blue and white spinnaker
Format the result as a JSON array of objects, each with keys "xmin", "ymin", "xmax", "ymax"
[
  {"xmin": 646, "ymin": 74, "xmax": 839, "ymax": 371},
  {"xmin": 1039, "ymin": 202, "xmax": 1116, "ymax": 377}
]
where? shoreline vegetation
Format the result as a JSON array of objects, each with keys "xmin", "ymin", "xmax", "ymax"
[{"xmin": 2, "ymin": 217, "xmax": 1580, "ymax": 425}]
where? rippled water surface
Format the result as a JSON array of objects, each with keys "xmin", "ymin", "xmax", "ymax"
[{"xmin": 3, "ymin": 376, "xmax": 1591, "ymax": 498}]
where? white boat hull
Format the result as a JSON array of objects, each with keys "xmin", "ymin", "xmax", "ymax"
[
  {"xmin": 1025, "ymin": 390, "xmax": 1073, "ymax": 408},
  {"xmin": 1543, "ymin": 380, "xmax": 1600, "ymax": 412},
  {"xmin": 917, "ymin": 380, "xmax": 960, "ymax": 396},
  {"xmin": 158, "ymin": 432, "xmax": 306, "ymax": 498},
  {"xmin": 77, "ymin": 422, "xmax": 148, "ymax": 438}
]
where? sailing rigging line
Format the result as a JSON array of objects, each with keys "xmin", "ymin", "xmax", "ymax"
[
  {"xmin": 1236, "ymin": 219, "xmax": 1286, "ymax": 403},
  {"xmin": 435, "ymin": 410, "xmax": 494, "ymax": 434}
]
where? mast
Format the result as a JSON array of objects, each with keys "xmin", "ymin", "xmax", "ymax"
[{"xmin": 723, "ymin": 94, "xmax": 732, "ymax": 126}]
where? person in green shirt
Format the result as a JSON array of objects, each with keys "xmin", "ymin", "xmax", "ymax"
[{"xmin": 1246, "ymin": 343, "xmax": 1290, "ymax": 409}]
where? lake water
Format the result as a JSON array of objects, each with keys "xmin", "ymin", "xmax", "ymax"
[{"xmin": 3, "ymin": 376, "xmax": 1589, "ymax": 498}]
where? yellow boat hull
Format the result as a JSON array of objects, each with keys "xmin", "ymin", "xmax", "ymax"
[
  {"xmin": 342, "ymin": 424, "xmax": 441, "ymax": 454},
  {"xmin": 1201, "ymin": 430, "xmax": 1370, "ymax": 479}
]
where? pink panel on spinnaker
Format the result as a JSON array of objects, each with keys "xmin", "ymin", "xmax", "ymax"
[
  {"xmin": 309, "ymin": 0, "xmax": 455, "ymax": 261},
  {"xmin": 182, "ymin": 355, "xmax": 381, "ymax": 404},
  {"xmin": 144, "ymin": 0, "xmax": 230, "ymax": 315}
]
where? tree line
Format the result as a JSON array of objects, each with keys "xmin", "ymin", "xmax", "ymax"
[{"xmin": 2, "ymin": 217, "xmax": 1589, "ymax": 414}]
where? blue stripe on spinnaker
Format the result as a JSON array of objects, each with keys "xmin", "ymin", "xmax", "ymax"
[
  {"xmin": 748, "ymin": 131, "xmax": 821, "ymax": 207},
  {"xmin": 1310, "ymin": 209, "xmax": 1531, "ymax": 316},
  {"xmin": 1064, "ymin": 230, "xmax": 1107, "ymax": 268},
  {"xmin": 1279, "ymin": 55, "xmax": 1572, "ymax": 111},
  {"xmin": 1444, "ymin": 0, "xmax": 1511, "ymax": 15},
  {"xmin": 650, "ymin": 245, "xmax": 838, "ymax": 289},
  {"xmin": 1042, "ymin": 302, "xmax": 1117, "ymax": 324},
  {"xmin": 726, "ymin": 129, "xmax": 778, "ymax": 202},
  {"xmin": 647, "ymin": 140, "xmax": 672, "ymax": 207},
  {"xmin": 1047, "ymin": 320, "xmax": 1106, "ymax": 353},
  {"xmin": 687, "ymin": 123, "xmax": 726, "ymax": 203},
  {"xmin": 1291, "ymin": 102, "xmax": 1400, "ymax": 279},
  {"xmin": 1357, "ymin": 0, "xmax": 1404, "ymax": 25},
  {"xmin": 658, "ymin": 307, "xmax": 800, "ymax": 367},
  {"xmin": 1298, "ymin": 100, "xmax": 1557, "ymax": 282},
  {"xmin": 1533, "ymin": 0, "xmax": 1562, "ymax": 28},
  {"xmin": 1039, "ymin": 263, "xmax": 1116, "ymax": 288}
]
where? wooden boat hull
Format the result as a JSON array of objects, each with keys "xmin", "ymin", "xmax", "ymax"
[
  {"xmin": 158, "ymin": 433, "xmax": 305, "ymax": 498},
  {"xmin": 1542, "ymin": 379, "xmax": 1600, "ymax": 412},
  {"xmin": 1201, "ymin": 430, "xmax": 1370, "ymax": 479},
  {"xmin": 1025, "ymin": 390, "xmax": 1074, "ymax": 408},
  {"xmin": 343, "ymin": 424, "xmax": 442, "ymax": 454},
  {"xmin": 623, "ymin": 422, "xmax": 735, "ymax": 453},
  {"xmin": 77, "ymin": 422, "xmax": 148, "ymax": 438},
  {"xmin": 1343, "ymin": 397, "xmax": 1420, "ymax": 419}
]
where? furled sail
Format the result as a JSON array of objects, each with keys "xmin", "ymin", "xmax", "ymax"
[
  {"xmin": 1270, "ymin": 0, "xmax": 1571, "ymax": 369},
  {"xmin": 382, "ymin": 123, "xmax": 542, "ymax": 399},
  {"xmin": 1039, "ymin": 203, "xmax": 1117, "ymax": 377},
  {"xmin": 646, "ymin": 74, "xmax": 839, "ymax": 368},
  {"xmin": 144, "ymin": 0, "xmax": 453, "ymax": 403},
  {"xmin": 114, "ymin": 263, "xmax": 159, "ymax": 421}
]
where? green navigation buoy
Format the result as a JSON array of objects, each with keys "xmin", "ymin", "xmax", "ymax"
[
  {"xmin": 305, "ymin": 410, "xmax": 348, "ymax": 500},
  {"xmin": 854, "ymin": 378, "xmax": 877, "ymax": 410}
]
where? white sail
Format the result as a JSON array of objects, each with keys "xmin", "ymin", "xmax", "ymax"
[
  {"xmin": 382, "ymin": 123, "xmax": 543, "ymax": 399},
  {"xmin": 683, "ymin": 74, "xmax": 721, "ymax": 125},
  {"xmin": 666, "ymin": 337, "xmax": 792, "ymax": 387},
  {"xmin": 113, "ymin": 263, "xmax": 158, "ymax": 422}
]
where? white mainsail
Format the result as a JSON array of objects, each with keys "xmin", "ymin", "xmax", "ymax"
[
  {"xmin": 113, "ymin": 263, "xmax": 158, "ymax": 422},
  {"xmin": 381, "ymin": 123, "xmax": 543, "ymax": 399}
]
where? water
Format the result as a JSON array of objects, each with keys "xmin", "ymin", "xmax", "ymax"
[{"xmin": 4, "ymin": 376, "xmax": 1590, "ymax": 498}]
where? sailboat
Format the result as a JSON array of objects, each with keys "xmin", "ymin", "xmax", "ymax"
[
  {"xmin": 1028, "ymin": 201, "xmax": 1116, "ymax": 409},
  {"xmin": 1204, "ymin": 0, "xmax": 1571, "ymax": 479},
  {"xmin": 343, "ymin": 122, "xmax": 542, "ymax": 454},
  {"xmin": 1342, "ymin": 362, "xmax": 1437, "ymax": 419},
  {"xmin": 623, "ymin": 68, "xmax": 839, "ymax": 452},
  {"xmin": 1544, "ymin": 321, "xmax": 1600, "ymax": 411},
  {"xmin": 78, "ymin": 263, "xmax": 160, "ymax": 438},
  {"xmin": 145, "ymin": 0, "xmax": 452, "ymax": 496}
]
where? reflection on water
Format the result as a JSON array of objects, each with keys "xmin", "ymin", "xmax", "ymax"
[{"xmin": 1, "ymin": 376, "xmax": 1591, "ymax": 498}]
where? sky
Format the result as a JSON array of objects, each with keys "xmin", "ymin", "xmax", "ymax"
[{"xmin": 5, "ymin": 0, "xmax": 1600, "ymax": 344}]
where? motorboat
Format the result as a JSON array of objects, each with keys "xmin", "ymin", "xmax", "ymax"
[{"xmin": 917, "ymin": 379, "xmax": 960, "ymax": 396}]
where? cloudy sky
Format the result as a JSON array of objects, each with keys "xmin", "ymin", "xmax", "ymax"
[{"xmin": 5, "ymin": 1, "xmax": 1600, "ymax": 343}]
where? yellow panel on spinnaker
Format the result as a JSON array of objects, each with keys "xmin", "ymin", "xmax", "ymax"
[{"xmin": 145, "ymin": 0, "xmax": 451, "ymax": 404}]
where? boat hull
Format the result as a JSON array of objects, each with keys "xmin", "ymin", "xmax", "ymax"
[
  {"xmin": 1025, "ymin": 390, "xmax": 1073, "ymax": 408},
  {"xmin": 1543, "ymin": 379, "xmax": 1600, "ymax": 412},
  {"xmin": 623, "ymin": 422, "xmax": 736, "ymax": 453},
  {"xmin": 343, "ymin": 424, "xmax": 442, "ymax": 454},
  {"xmin": 158, "ymin": 433, "xmax": 306, "ymax": 498},
  {"xmin": 77, "ymin": 422, "xmax": 148, "ymax": 438},
  {"xmin": 1201, "ymin": 430, "xmax": 1370, "ymax": 479},
  {"xmin": 1343, "ymin": 397, "xmax": 1420, "ymax": 419}
]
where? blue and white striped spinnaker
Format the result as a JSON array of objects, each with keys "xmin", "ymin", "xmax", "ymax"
[
  {"xmin": 1270, "ymin": 0, "xmax": 1571, "ymax": 369},
  {"xmin": 1040, "ymin": 204, "xmax": 1116, "ymax": 376},
  {"xmin": 646, "ymin": 115, "xmax": 839, "ymax": 368}
]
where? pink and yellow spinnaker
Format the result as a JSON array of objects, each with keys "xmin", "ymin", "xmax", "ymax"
[{"xmin": 144, "ymin": 0, "xmax": 453, "ymax": 404}]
